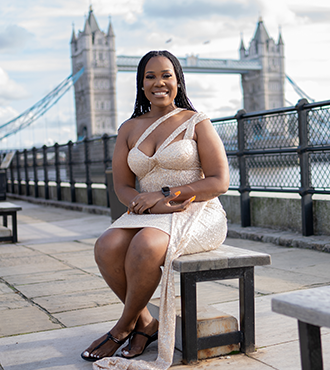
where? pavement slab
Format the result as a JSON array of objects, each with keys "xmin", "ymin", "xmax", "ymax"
[
  {"xmin": 15, "ymin": 275, "xmax": 108, "ymax": 298},
  {"xmin": 53, "ymin": 303, "xmax": 125, "ymax": 327},
  {"xmin": 5, "ymin": 269, "xmax": 89, "ymax": 286},
  {"xmin": 33, "ymin": 288, "xmax": 120, "ymax": 313},
  {"xmin": 0, "ymin": 306, "xmax": 63, "ymax": 337},
  {"xmin": 27, "ymin": 241, "xmax": 93, "ymax": 254}
]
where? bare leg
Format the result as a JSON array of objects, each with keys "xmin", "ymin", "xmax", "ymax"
[{"xmin": 83, "ymin": 227, "xmax": 169, "ymax": 360}]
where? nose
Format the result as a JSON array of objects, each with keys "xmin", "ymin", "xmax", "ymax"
[{"xmin": 154, "ymin": 77, "xmax": 165, "ymax": 87}]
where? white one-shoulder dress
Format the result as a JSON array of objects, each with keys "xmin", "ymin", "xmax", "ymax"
[{"xmin": 94, "ymin": 108, "xmax": 227, "ymax": 370}]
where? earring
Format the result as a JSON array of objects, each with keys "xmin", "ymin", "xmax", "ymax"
[
  {"xmin": 178, "ymin": 84, "xmax": 181, "ymax": 88},
  {"xmin": 142, "ymin": 87, "xmax": 144, "ymax": 91}
]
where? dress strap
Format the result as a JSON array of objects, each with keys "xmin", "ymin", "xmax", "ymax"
[
  {"xmin": 184, "ymin": 112, "xmax": 209, "ymax": 140},
  {"xmin": 134, "ymin": 108, "xmax": 184, "ymax": 148},
  {"xmin": 156, "ymin": 119, "xmax": 191, "ymax": 154}
]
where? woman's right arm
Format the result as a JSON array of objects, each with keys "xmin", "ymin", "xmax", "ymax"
[{"xmin": 112, "ymin": 122, "xmax": 139, "ymax": 207}]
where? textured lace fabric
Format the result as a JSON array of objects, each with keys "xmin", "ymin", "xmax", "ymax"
[{"xmin": 94, "ymin": 108, "xmax": 227, "ymax": 370}]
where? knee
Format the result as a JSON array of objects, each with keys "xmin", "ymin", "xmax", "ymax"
[
  {"xmin": 94, "ymin": 231, "xmax": 122, "ymax": 267},
  {"xmin": 130, "ymin": 235, "xmax": 166, "ymax": 265}
]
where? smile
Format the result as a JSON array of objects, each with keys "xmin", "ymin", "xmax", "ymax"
[{"xmin": 152, "ymin": 91, "xmax": 168, "ymax": 96}]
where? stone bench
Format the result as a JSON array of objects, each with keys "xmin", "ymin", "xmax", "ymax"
[
  {"xmin": 272, "ymin": 286, "xmax": 330, "ymax": 370},
  {"xmin": 149, "ymin": 244, "xmax": 271, "ymax": 364},
  {"xmin": 0, "ymin": 202, "xmax": 22, "ymax": 243}
]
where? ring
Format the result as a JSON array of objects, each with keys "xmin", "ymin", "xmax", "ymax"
[{"xmin": 132, "ymin": 201, "xmax": 136, "ymax": 206}]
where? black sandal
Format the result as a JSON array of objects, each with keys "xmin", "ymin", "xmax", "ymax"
[
  {"xmin": 121, "ymin": 330, "xmax": 158, "ymax": 359},
  {"xmin": 81, "ymin": 331, "xmax": 131, "ymax": 362}
]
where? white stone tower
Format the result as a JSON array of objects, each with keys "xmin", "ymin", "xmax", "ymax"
[
  {"xmin": 70, "ymin": 6, "xmax": 117, "ymax": 139},
  {"xmin": 240, "ymin": 18, "xmax": 285, "ymax": 112}
]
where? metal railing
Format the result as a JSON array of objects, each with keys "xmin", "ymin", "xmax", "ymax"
[
  {"xmin": 2, "ymin": 98, "xmax": 330, "ymax": 236},
  {"xmin": 2, "ymin": 135, "xmax": 116, "ymax": 207},
  {"xmin": 212, "ymin": 98, "xmax": 330, "ymax": 236}
]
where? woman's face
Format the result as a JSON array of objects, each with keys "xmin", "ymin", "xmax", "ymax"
[{"xmin": 143, "ymin": 56, "xmax": 178, "ymax": 108}]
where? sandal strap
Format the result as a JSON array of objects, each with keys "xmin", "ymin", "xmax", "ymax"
[
  {"xmin": 107, "ymin": 331, "xmax": 129, "ymax": 345},
  {"xmin": 133, "ymin": 330, "xmax": 153, "ymax": 340}
]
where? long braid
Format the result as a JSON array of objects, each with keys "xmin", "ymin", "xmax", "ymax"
[{"xmin": 130, "ymin": 51, "xmax": 196, "ymax": 119}]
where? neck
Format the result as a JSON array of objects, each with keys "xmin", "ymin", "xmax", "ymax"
[{"xmin": 148, "ymin": 104, "xmax": 177, "ymax": 118}]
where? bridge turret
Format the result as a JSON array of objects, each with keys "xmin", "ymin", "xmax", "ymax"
[
  {"xmin": 240, "ymin": 17, "xmax": 285, "ymax": 112},
  {"xmin": 71, "ymin": 7, "xmax": 118, "ymax": 139},
  {"xmin": 239, "ymin": 34, "xmax": 246, "ymax": 59}
]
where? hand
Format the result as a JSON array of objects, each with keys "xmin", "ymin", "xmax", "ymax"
[
  {"xmin": 128, "ymin": 191, "xmax": 163, "ymax": 214},
  {"xmin": 150, "ymin": 192, "xmax": 196, "ymax": 214}
]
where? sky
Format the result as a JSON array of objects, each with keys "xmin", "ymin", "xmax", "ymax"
[{"xmin": 0, "ymin": 0, "xmax": 330, "ymax": 149}]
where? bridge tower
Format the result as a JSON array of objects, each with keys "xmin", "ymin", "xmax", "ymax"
[
  {"xmin": 240, "ymin": 18, "xmax": 285, "ymax": 112},
  {"xmin": 70, "ymin": 6, "xmax": 117, "ymax": 139}
]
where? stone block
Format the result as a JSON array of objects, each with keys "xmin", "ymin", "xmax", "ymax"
[
  {"xmin": 0, "ymin": 225, "xmax": 11, "ymax": 237},
  {"xmin": 148, "ymin": 298, "xmax": 239, "ymax": 360}
]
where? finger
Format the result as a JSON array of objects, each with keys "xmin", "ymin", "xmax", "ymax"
[
  {"xmin": 175, "ymin": 195, "xmax": 196, "ymax": 211},
  {"xmin": 167, "ymin": 191, "xmax": 181, "ymax": 203}
]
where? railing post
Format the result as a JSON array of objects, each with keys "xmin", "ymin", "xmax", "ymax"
[
  {"xmin": 23, "ymin": 149, "xmax": 30, "ymax": 196},
  {"xmin": 54, "ymin": 143, "xmax": 61, "ymax": 201},
  {"xmin": 68, "ymin": 141, "xmax": 76, "ymax": 203},
  {"xmin": 296, "ymin": 98, "xmax": 313, "ymax": 236},
  {"xmin": 32, "ymin": 147, "xmax": 39, "ymax": 198},
  {"xmin": 10, "ymin": 152, "xmax": 15, "ymax": 193},
  {"xmin": 42, "ymin": 145, "xmax": 49, "ymax": 199},
  {"xmin": 84, "ymin": 137, "xmax": 93, "ymax": 205},
  {"xmin": 102, "ymin": 134, "xmax": 110, "ymax": 208},
  {"xmin": 236, "ymin": 109, "xmax": 251, "ymax": 227},
  {"xmin": 16, "ymin": 151, "xmax": 22, "ymax": 195}
]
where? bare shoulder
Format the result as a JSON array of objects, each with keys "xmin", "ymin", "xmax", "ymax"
[{"xmin": 180, "ymin": 109, "xmax": 198, "ymax": 120}]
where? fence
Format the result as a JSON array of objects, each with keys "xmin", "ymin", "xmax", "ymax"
[
  {"xmin": 1, "ymin": 98, "xmax": 330, "ymax": 236},
  {"xmin": 2, "ymin": 135, "xmax": 116, "ymax": 207},
  {"xmin": 212, "ymin": 98, "xmax": 330, "ymax": 236}
]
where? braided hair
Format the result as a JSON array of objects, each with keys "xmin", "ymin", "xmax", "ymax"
[{"xmin": 130, "ymin": 51, "xmax": 196, "ymax": 118}]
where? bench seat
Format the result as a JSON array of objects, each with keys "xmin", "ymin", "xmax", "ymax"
[
  {"xmin": 272, "ymin": 286, "xmax": 330, "ymax": 370},
  {"xmin": 0, "ymin": 202, "xmax": 22, "ymax": 243}
]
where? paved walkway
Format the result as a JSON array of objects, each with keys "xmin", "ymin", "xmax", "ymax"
[{"xmin": 0, "ymin": 198, "xmax": 330, "ymax": 370}]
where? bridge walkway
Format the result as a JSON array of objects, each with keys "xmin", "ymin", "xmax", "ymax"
[{"xmin": 0, "ymin": 198, "xmax": 329, "ymax": 369}]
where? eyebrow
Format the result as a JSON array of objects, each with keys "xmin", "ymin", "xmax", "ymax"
[{"xmin": 145, "ymin": 69, "xmax": 173, "ymax": 74}]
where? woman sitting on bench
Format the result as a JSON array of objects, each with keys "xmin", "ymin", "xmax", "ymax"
[{"xmin": 81, "ymin": 50, "xmax": 229, "ymax": 370}]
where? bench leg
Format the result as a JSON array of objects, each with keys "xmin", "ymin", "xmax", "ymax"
[
  {"xmin": 181, "ymin": 272, "xmax": 197, "ymax": 364},
  {"xmin": 298, "ymin": 320, "xmax": 323, "ymax": 370},
  {"xmin": 239, "ymin": 267, "xmax": 255, "ymax": 353},
  {"xmin": 12, "ymin": 212, "xmax": 18, "ymax": 243},
  {"xmin": 3, "ymin": 214, "xmax": 8, "ymax": 227}
]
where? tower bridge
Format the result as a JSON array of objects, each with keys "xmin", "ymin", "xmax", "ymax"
[
  {"xmin": 116, "ymin": 55, "xmax": 262, "ymax": 74},
  {"xmin": 71, "ymin": 7, "xmax": 285, "ymax": 138}
]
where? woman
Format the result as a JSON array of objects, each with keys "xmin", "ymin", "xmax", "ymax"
[{"xmin": 82, "ymin": 50, "xmax": 229, "ymax": 370}]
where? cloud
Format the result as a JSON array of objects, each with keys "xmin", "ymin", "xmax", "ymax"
[
  {"xmin": 294, "ymin": 8, "xmax": 330, "ymax": 23},
  {"xmin": 0, "ymin": 67, "xmax": 30, "ymax": 103},
  {"xmin": 0, "ymin": 25, "xmax": 34, "ymax": 51},
  {"xmin": 143, "ymin": 0, "xmax": 260, "ymax": 19},
  {"xmin": 0, "ymin": 106, "xmax": 19, "ymax": 125}
]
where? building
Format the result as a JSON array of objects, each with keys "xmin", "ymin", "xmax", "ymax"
[
  {"xmin": 70, "ymin": 6, "xmax": 117, "ymax": 139},
  {"xmin": 240, "ymin": 17, "xmax": 285, "ymax": 112}
]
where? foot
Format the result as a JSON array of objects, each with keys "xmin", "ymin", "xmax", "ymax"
[
  {"xmin": 121, "ymin": 318, "xmax": 159, "ymax": 359},
  {"xmin": 82, "ymin": 328, "xmax": 132, "ymax": 362}
]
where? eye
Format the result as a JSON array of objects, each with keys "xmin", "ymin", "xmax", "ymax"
[
  {"xmin": 145, "ymin": 74, "xmax": 155, "ymax": 79},
  {"xmin": 163, "ymin": 73, "xmax": 172, "ymax": 78}
]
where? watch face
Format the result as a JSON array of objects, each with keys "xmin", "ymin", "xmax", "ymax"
[{"xmin": 162, "ymin": 186, "xmax": 170, "ymax": 197}]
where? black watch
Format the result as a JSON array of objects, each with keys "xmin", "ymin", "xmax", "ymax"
[{"xmin": 161, "ymin": 186, "xmax": 171, "ymax": 197}]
